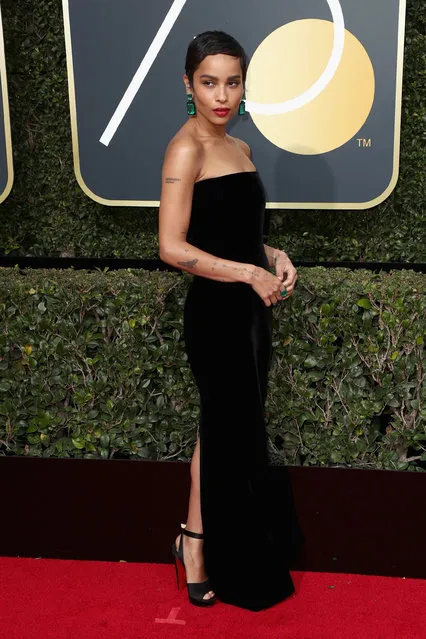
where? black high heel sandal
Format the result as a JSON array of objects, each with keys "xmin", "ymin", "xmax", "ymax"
[{"xmin": 171, "ymin": 524, "xmax": 217, "ymax": 607}]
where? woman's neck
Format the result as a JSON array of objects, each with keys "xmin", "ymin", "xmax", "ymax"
[{"xmin": 190, "ymin": 115, "xmax": 227, "ymax": 139}]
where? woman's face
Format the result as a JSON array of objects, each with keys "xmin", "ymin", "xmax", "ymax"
[{"xmin": 185, "ymin": 54, "xmax": 244, "ymax": 123}]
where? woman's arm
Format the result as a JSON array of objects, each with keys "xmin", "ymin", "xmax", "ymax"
[
  {"xmin": 158, "ymin": 138, "xmax": 257, "ymax": 285},
  {"xmin": 263, "ymin": 244, "xmax": 289, "ymax": 269},
  {"xmin": 264, "ymin": 244, "xmax": 298, "ymax": 295},
  {"xmin": 233, "ymin": 138, "xmax": 290, "ymax": 273},
  {"xmin": 231, "ymin": 136, "xmax": 297, "ymax": 297}
]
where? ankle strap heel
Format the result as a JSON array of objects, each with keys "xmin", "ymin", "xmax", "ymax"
[
  {"xmin": 181, "ymin": 525, "xmax": 204, "ymax": 540},
  {"xmin": 171, "ymin": 524, "xmax": 216, "ymax": 606}
]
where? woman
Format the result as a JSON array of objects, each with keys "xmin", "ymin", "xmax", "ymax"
[{"xmin": 159, "ymin": 30, "xmax": 304, "ymax": 611}]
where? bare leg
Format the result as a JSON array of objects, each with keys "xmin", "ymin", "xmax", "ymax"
[{"xmin": 175, "ymin": 436, "xmax": 215, "ymax": 600}]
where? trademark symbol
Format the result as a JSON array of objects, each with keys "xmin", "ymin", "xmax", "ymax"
[{"xmin": 357, "ymin": 138, "xmax": 372, "ymax": 148}]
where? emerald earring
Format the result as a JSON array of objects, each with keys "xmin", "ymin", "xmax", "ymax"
[
  {"xmin": 238, "ymin": 91, "xmax": 246, "ymax": 116},
  {"xmin": 186, "ymin": 93, "xmax": 196, "ymax": 116}
]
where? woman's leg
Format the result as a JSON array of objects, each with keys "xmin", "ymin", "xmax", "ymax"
[
  {"xmin": 186, "ymin": 436, "xmax": 202, "ymax": 531},
  {"xmin": 175, "ymin": 436, "xmax": 215, "ymax": 600}
]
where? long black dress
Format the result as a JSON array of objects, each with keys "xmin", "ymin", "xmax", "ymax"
[{"xmin": 183, "ymin": 170, "xmax": 305, "ymax": 611}]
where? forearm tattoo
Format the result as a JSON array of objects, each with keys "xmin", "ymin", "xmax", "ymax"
[
  {"xmin": 177, "ymin": 250, "xmax": 257, "ymax": 282},
  {"xmin": 246, "ymin": 266, "xmax": 259, "ymax": 278},
  {"xmin": 177, "ymin": 258, "xmax": 198, "ymax": 268}
]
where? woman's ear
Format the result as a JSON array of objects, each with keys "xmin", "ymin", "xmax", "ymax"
[{"xmin": 183, "ymin": 74, "xmax": 191, "ymax": 93}]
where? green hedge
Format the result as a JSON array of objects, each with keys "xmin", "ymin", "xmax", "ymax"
[
  {"xmin": 0, "ymin": 0, "xmax": 424, "ymax": 261},
  {"xmin": 1, "ymin": 266, "xmax": 425, "ymax": 470}
]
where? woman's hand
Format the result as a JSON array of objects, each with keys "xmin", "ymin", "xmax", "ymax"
[
  {"xmin": 249, "ymin": 266, "xmax": 288, "ymax": 307},
  {"xmin": 273, "ymin": 251, "xmax": 297, "ymax": 299}
]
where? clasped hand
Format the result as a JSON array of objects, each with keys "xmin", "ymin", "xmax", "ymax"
[{"xmin": 250, "ymin": 251, "xmax": 298, "ymax": 307}]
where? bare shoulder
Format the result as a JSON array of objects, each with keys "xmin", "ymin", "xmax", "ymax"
[
  {"xmin": 164, "ymin": 129, "xmax": 203, "ymax": 175},
  {"xmin": 160, "ymin": 129, "xmax": 204, "ymax": 191},
  {"xmin": 230, "ymin": 135, "xmax": 252, "ymax": 159}
]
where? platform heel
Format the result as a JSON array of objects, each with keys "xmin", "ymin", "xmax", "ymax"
[{"xmin": 171, "ymin": 524, "xmax": 217, "ymax": 606}]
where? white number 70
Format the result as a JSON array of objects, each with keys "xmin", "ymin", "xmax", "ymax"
[{"xmin": 98, "ymin": 0, "xmax": 344, "ymax": 147}]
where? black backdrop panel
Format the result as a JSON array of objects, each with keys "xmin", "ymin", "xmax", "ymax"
[{"xmin": 63, "ymin": 0, "xmax": 406, "ymax": 209}]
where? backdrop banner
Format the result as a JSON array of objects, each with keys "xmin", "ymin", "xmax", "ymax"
[
  {"xmin": 63, "ymin": 0, "xmax": 406, "ymax": 209},
  {"xmin": 0, "ymin": 5, "xmax": 13, "ymax": 204}
]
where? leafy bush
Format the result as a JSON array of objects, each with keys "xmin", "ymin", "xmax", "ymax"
[{"xmin": 1, "ymin": 267, "xmax": 425, "ymax": 471}]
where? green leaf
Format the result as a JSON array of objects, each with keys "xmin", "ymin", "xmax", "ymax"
[
  {"xmin": 100, "ymin": 434, "xmax": 110, "ymax": 448},
  {"xmin": 357, "ymin": 298, "xmax": 371, "ymax": 309},
  {"xmin": 304, "ymin": 355, "xmax": 318, "ymax": 369},
  {"xmin": 352, "ymin": 376, "xmax": 367, "ymax": 388}
]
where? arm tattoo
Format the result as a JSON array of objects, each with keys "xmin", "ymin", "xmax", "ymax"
[
  {"xmin": 165, "ymin": 177, "xmax": 181, "ymax": 184},
  {"xmin": 177, "ymin": 258, "xmax": 198, "ymax": 269}
]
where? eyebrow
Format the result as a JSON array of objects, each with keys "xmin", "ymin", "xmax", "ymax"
[{"xmin": 199, "ymin": 74, "xmax": 241, "ymax": 80}]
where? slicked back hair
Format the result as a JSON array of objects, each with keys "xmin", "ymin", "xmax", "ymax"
[{"xmin": 185, "ymin": 30, "xmax": 248, "ymax": 88}]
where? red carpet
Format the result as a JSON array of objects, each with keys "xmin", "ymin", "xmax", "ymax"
[{"xmin": 0, "ymin": 557, "xmax": 424, "ymax": 638}]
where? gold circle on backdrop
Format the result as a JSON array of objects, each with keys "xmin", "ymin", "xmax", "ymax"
[{"xmin": 246, "ymin": 19, "xmax": 375, "ymax": 154}]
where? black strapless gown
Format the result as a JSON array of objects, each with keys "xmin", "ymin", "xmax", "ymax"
[{"xmin": 183, "ymin": 171, "xmax": 304, "ymax": 611}]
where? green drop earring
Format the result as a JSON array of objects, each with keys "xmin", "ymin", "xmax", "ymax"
[
  {"xmin": 186, "ymin": 93, "xmax": 196, "ymax": 116},
  {"xmin": 238, "ymin": 90, "xmax": 246, "ymax": 116}
]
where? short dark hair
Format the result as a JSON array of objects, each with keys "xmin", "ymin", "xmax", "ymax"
[{"xmin": 185, "ymin": 30, "xmax": 248, "ymax": 88}]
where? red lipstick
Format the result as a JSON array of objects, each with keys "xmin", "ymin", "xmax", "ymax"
[{"xmin": 213, "ymin": 108, "xmax": 230, "ymax": 117}]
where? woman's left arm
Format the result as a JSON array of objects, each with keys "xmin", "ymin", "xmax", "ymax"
[
  {"xmin": 264, "ymin": 244, "xmax": 298, "ymax": 297},
  {"xmin": 233, "ymin": 137, "xmax": 298, "ymax": 297},
  {"xmin": 264, "ymin": 244, "xmax": 281, "ymax": 268}
]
